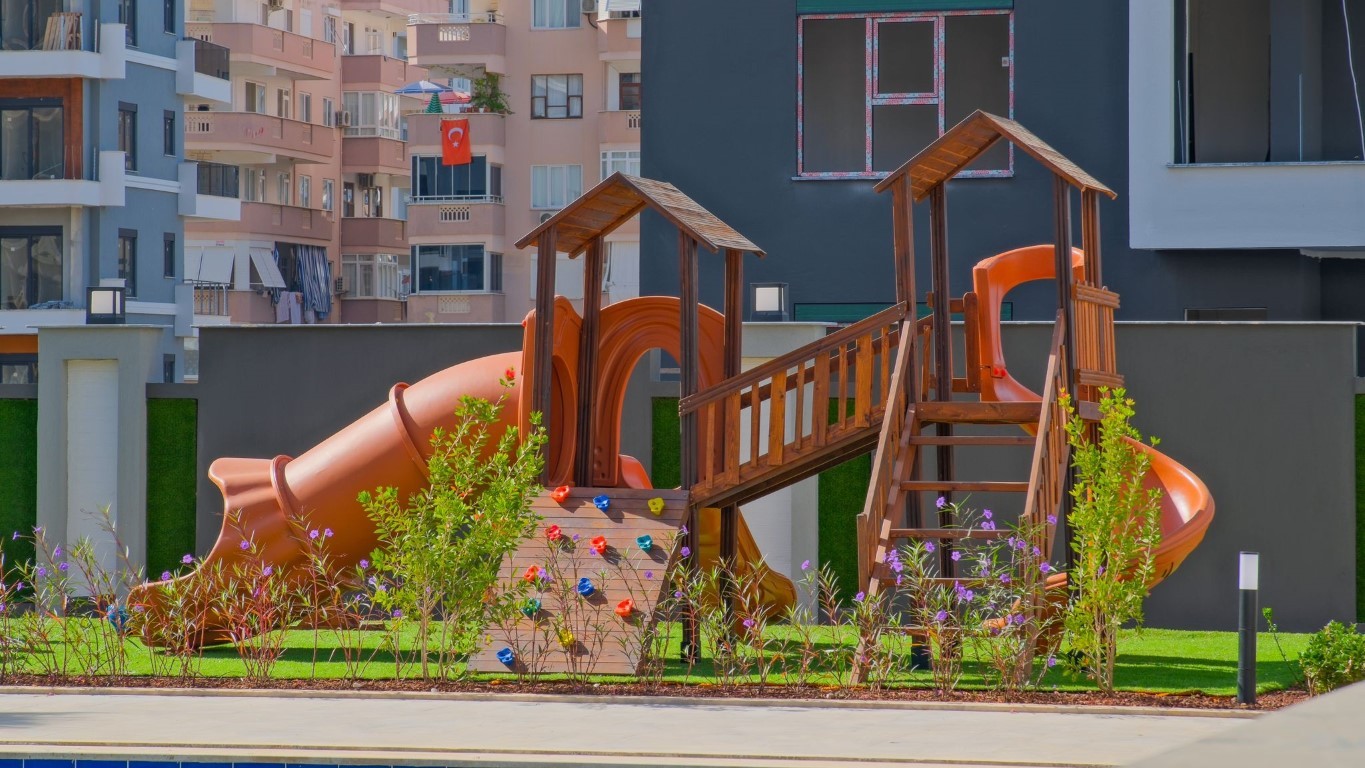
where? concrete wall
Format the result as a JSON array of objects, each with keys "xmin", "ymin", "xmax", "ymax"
[{"xmin": 194, "ymin": 323, "xmax": 523, "ymax": 549}]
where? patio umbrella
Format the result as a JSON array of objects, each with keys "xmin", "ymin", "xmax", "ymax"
[
  {"xmin": 395, "ymin": 80, "xmax": 452, "ymax": 95},
  {"xmin": 439, "ymin": 90, "xmax": 472, "ymax": 104}
]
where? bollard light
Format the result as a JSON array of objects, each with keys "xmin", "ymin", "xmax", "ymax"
[{"xmin": 1237, "ymin": 551, "xmax": 1259, "ymax": 706}]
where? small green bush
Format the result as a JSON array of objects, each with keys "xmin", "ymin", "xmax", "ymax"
[{"xmin": 1299, "ymin": 620, "xmax": 1365, "ymax": 695}]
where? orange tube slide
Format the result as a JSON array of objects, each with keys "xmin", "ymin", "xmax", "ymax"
[{"xmin": 972, "ymin": 245, "xmax": 1215, "ymax": 588}]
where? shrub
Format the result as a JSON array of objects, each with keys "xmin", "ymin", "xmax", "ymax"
[{"xmin": 1299, "ymin": 620, "xmax": 1365, "ymax": 695}]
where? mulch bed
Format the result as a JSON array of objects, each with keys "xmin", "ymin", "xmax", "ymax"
[{"xmin": 1, "ymin": 675, "xmax": 1308, "ymax": 711}]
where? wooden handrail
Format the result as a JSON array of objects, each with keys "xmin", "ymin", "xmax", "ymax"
[
  {"xmin": 1021, "ymin": 311, "xmax": 1070, "ymax": 558},
  {"xmin": 857, "ymin": 317, "xmax": 917, "ymax": 594}
]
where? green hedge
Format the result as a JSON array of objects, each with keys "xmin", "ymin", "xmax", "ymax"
[
  {"xmin": 146, "ymin": 399, "xmax": 197, "ymax": 577},
  {"xmin": 650, "ymin": 397, "xmax": 682, "ymax": 490},
  {"xmin": 0, "ymin": 399, "xmax": 37, "ymax": 568},
  {"xmin": 1357, "ymin": 395, "xmax": 1365, "ymax": 623}
]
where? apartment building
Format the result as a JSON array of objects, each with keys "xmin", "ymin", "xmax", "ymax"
[
  {"xmin": 404, "ymin": 0, "xmax": 642, "ymax": 323},
  {"xmin": 0, "ymin": 0, "xmax": 235, "ymax": 383}
]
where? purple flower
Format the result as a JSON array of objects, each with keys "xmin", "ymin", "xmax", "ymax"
[
  {"xmin": 924, "ymin": 541, "xmax": 936, "ymax": 553},
  {"xmin": 52, "ymin": 545, "xmax": 62, "ymax": 558},
  {"xmin": 853, "ymin": 591, "xmax": 865, "ymax": 603},
  {"xmin": 0, "ymin": 603, "xmax": 5, "ymax": 612},
  {"xmin": 644, "ymin": 570, "xmax": 653, "ymax": 580},
  {"xmin": 679, "ymin": 525, "xmax": 689, "ymax": 536},
  {"xmin": 1014, "ymin": 613, "xmax": 1027, "ymax": 625},
  {"xmin": 935, "ymin": 496, "xmax": 947, "ymax": 509},
  {"xmin": 801, "ymin": 559, "xmax": 811, "ymax": 571},
  {"xmin": 359, "ymin": 558, "xmax": 370, "ymax": 570},
  {"xmin": 680, "ymin": 546, "xmax": 691, "ymax": 558},
  {"xmin": 982, "ymin": 520, "xmax": 996, "ymax": 531},
  {"xmin": 965, "ymin": 589, "xmax": 976, "ymax": 601},
  {"xmin": 392, "ymin": 609, "xmax": 403, "ymax": 619},
  {"xmin": 262, "ymin": 565, "xmax": 274, "ymax": 577},
  {"xmin": 935, "ymin": 610, "xmax": 949, "ymax": 623},
  {"xmin": 13, "ymin": 582, "xmax": 21, "ymax": 591},
  {"xmin": 1031, "ymin": 546, "xmax": 1041, "ymax": 557},
  {"xmin": 1040, "ymin": 562, "xmax": 1053, "ymax": 573},
  {"xmin": 742, "ymin": 618, "xmax": 755, "ymax": 628},
  {"xmin": 999, "ymin": 573, "xmax": 1011, "ymax": 584},
  {"xmin": 673, "ymin": 590, "xmax": 684, "ymax": 599},
  {"xmin": 309, "ymin": 529, "xmax": 319, "ymax": 540},
  {"xmin": 1015, "ymin": 539, "xmax": 1027, "ymax": 551},
  {"xmin": 160, "ymin": 571, "xmax": 171, "ymax": 581},
  {"xmin": 58, "ymin": 562, "xmax": 69, "ymax": 572},
  {"xmin": 1047, "ymin": 655, "xmax": 1057, "ymax": 668},
  {"xmin": 367, "ymin": 576, "xmax": 377, "ymax": 586},
  {"xmin": 950, "ymin": 551, "xmax": 961, "ymax": 562},
  {"xmin": 36, "ymin": 566, "xmax": 47, "ymax": 578},
  {"xmin": 377, "ymin": 583, "xmax": 388, "ymax": 593},
  {"xmin": 982, "ymin": 509, "xmax": 993, "ymax": 520},
  {"xmin": 323, "ymin": 528, "xmax": 334, "ymax": 539},
  {"xmin": 1097, "ymin": 565, "xmax": 1106, "ymax": 575},
  {"xmin": 182, "ymin": 554, "xmax": 194, "ymax": 565},
  {"xmin": 1007, "ymin": 536, "xmax": 1018, "ymax": 548},
  {"xmin": 9, "ymin": 531, "xmax": 16, "ymax": 541},
  {"xmin": 239, "ymin": 540, "xmax": 250, "ymax": 551},
  {"xmin": 895, "ymin": 575, "xmax": 903, "ymax": 586},
  {"xmin": 1046, "ymin": 514, "xmax": 1057, "ymax": 525},
  {"xmin": 572, "ymin": 533, "xmax": 581, "ymax": 542}
]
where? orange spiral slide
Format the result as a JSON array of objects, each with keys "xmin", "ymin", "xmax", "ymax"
[{"xmin": 972, "ymin": 245, "xmax": 1215, "ymax": 588}]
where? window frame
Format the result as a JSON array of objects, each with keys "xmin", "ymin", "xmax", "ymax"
[
  {"xmin": 118, "ymin": 102, "xmax": 137, "ymax": 171},
  {"xmin": 163, "ymin": 233, "xmax": 175, "ymax": 279},
  {"xmin": 341, "ymin": 253, "xmax": 401, "ymax": 299},
  {"xmin": 163, "ymin": 0, "xmax": 175, "ymax": 35},
  {"xmin": 322, "ymin": 179, "xmax": 334, "ymax": 212},
  {"xmin": 796, "ymin": 10, "xmax": 1014, "ymax": 180},
  {"xmin": 117, "ymin": 228, "xmax": 138, "ymax": 298},
  {"xmin": 530, "ymin": 74, "xmax": 584, "ymax": 119},
  {"xmin": 409, "ymin": 155, "xmax": 500, "ymax": 202},
  {"xmin": 600, "ymin": 149, "xmax": 641, "ymax": 180},
  {"xmin": 411, "ymin": 244, "xmax": 502, "ymax": 293},
  {"xmin": 530, "ymin": 163, "xmax": 582, "ymax": 209},
  {"xmin": 0, "ymin": 226, "xmax": 63, "ymax": 309},
  {"xmin": 532, "ymin": 0, "xmax": 582, "ymax": 30},
  {"xmin": 0, "ymin": 97, "xmax": 66, "ymax": 181},
  {"xmin": 163, "ymin": 110, "xmax": 175, "ymax": 156},
  {"xmin": 119, "ymin": 0, "xmax": 137, "ymax": 46}
]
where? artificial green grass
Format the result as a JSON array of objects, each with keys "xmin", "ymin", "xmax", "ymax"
[
  {"xmin": 146, "ymin": 399, "xmax": 198, "ymax": 577},
  {"xmin": 16, "ymin": 624, "xmax": 1309, "ymax": 695},
  {"xmin": 0, "ymin": 399, "xmax": 37, "ymax": 568},
  {"xmin": 650, "ymin": 397, "xmax": 681, "ymax": 489},
  {"xmin": 817, "ymin": 454, "xmax": 868, "ymax": 601},
  {"xmin": 1356, "ymin": 394, "xmax": 1365, "ymax": 622}
]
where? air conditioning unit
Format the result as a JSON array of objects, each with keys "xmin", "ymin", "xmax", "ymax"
[
  {"xmin": 334, "ymin": 277, "xmax": 347, "ymax": 295},
  {"xmin": 580, "ymin": 0, "xmax": 597, "ymax": 14},
  {"xmin": 336, "ymin": 110, "xmax": 352, "ymax": 127},
  {"xmin": 539, "ymin": 212, "xmax": 554, "ymax": 224}
]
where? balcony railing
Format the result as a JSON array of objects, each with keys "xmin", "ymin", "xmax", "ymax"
[
  {"xmin": 7, "ymin": 10, "xmax": 88, "ymax": 51},
  {"xmin": 184, "ymin": 22, "xmax": 335, "ymax": 79},
  {"xmin": 408, "ymin": 12, "xmax": 503, "ymax": 24},
  {"xmin": 599, "ymin": 110, "xmax": 641, "ymax": 144},
  {"xmin": 408, "ymin": 194, "xmax": 502, "ymax": 204},
  {"xmin": 184, "ymin": 112, "xmax": 336, "ymax": 163},
  {"xmin": 186, "ymin": 36, "xmax": 230, "ymax": 79},
  {"xmin": 408, "ymin": 14, "xmax": 506, "ymax": 75},
  {"xmin": 192, "ymin": 283, "xmax": 230, "ymax": 316},
  {"xmin": 196, "ymin": 162, "xmax": 239, "ymax": 197}
]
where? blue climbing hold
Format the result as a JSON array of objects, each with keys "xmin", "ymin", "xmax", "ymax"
[
  {"xmin": 636, "ymin": 534, "xmax": 653, "ymax": 552},
  {"xmin": 593, "ymin": 494, "xmax": 610, "ymax": 511},
  {"xmin": 577, "ymin": 577, "xmax": 596, "ymax": 597},
  {"xmin": 496, "ymin": 647, "xmax": 516, "ymax": 666}
]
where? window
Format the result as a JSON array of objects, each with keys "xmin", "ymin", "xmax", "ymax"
[
  {"xmin": 342, "ymin": 253, "xmax": 400, "ymax": 298},
  {"xmin": 0, "ymin": 227, "xmax": 62, "ymax": 309},
  {"xmin": 163, "ymin": 0, "xmax": 175, "ymax": 34},
  {"xmin": 413, "ymin": 245, "xmax": 501, "ymax": 292},
  {"xmin": 601, "ymin": 150, "xmax": 640, "ymax": 179},
  {"xmin": 299, "ymin": 175, "xmax": 311, "ymax": 208},
  {"xmin": 531, "ymin": 164, "xmax": 582, "ymax": 209},
  {"xmin": 0, "ymin": 98, "xmax": 64, "ymax": 180},
  {"xmin": 163, "ymin": 110, "xmax": 175, "ymax": 156},
  {"xmin": 118, "ymin": 102, "xmax": 137, "ymax": 170},
  {"xmin": 278, "ymin": 172, "xmax": 291, "ymax": 205},
  {"xmin": 531, "ymin": 74, "xmax": 583, "ymax": 119},
  {"xmin": 322, "ymin": 179, "xmax": 334, "ymax": 212},
  {"xmin": 2, "ymin": 0, "xmax": 63, "ymax": 49},
  {"xmin": 119, "ymin": 0, "xmax": 136, "ymax": 45},
  {"xmin": 242, "ymin": 167, "xmax": 265, "ymax": 202},
  {"xmin": 533, "ymin": 0, "xmax": 580, "ymax": 29},
  {"xmin": 324, "ymin": 15, "xmax": 337, "ymax": 43},
  {"xmin": 0, "ymin": 353, "xmax": 38, "ymax": 384},
  {"xmin": 277, "ymin": 88, "xmax": 291, "ymax": 119},
  {"xmin": 163, "ymin": 233, "xmax": 175, "ymax": 279},
  {"xmin": 118, "ymin": 229, "xmax": 137, "ymax": 298},
  {"xmin": 245, "ymin": 81, "xmax": 266, "ymax": 113},
  {"xmin": 619, "ymin": 72, "xmax": 641, "ymax": 111},
  {"xmin": 300, "ymin": 93, "xmax": 312, "ymax": 124},
  {"xmin": 163, "ymin": 354, "xmax": 176, "ymax": 384},
  {"xmin": 798, "ymin": 11, "xmax": 1013, "ymax": 177},
  {"xmin": 323, "ymin": 97, "xmax": 334, "ymax": 127},
  {"xmin": 343, "ymin": 22, "xmax": 354, "ymax": 55},
  {"xmin": 410, "ymin": 155, "xmax": 500, "ymax": 201},
  {"xmin": 342, "ymin": 92, "xmax": 401, "ymax": 138}
]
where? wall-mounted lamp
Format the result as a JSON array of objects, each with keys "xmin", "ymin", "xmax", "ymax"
[
  {"xmin": 86, "ymin": 286, "xmax": 126, "ymax": 325},
  {"xmin": 750, "ymin": 282, "xmax": 789, "ymax": 322}
]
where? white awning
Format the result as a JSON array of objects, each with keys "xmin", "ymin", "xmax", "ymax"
[
  {"xmin": 248, "ymin": 248, "xmax": 287, "ymax": 289},
  {"xmin": 605, "ymin": 0, "xmax": 641, "ymax": 11},
  {"xmin": 185, "ymin": 248, "xmax": 234, "ymax": 285}
]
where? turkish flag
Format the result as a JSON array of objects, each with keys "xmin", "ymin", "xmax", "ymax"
[{"xmin": 441, "ymin": 118, "xmax": 472, "ymax": 166}]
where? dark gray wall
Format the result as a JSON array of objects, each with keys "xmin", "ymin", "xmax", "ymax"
[
  {"xmin": 642, "ymin": 0, "xmax": 1337, "ymax": 321},
  {"xmin": 194, "ymin": 324, "xmax": 523, "ymax": 549}
]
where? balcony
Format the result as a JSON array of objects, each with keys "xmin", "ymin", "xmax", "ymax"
[
  {"xmin": 406, "ymin": 111, "xmax": 505, "ymax": 153},
  {"xmin": 406, "ymin": 292, "xmax": 504, "ymax": 323},
  {"xmin": 178, "ymin": 162, "xmax": 241, "ymax": 221},
  {"xmin": 176, "ymin": 38, "xmax": 231, "ymax": 104},
  {"xmin": 598, "ymin": 17, "xmax": 641, "ymax": 61},
  {"xmin": 0, "ymin": 19, "xmax": 126, "ymax": 79},
  {"xmin": 598, "ymin": 110, "xmax": 640, "ymax": 145},
  {"xmin": 341, "ymin": 217, "xmax": 406, "ymax": 254},
  {"xmin": 192, "ymin": 201, "xmax": 334, "ymax": 244},
  {"xmin": 343, "ymin": 0, "xmax": 447, "ymax": 19},
  {"xmin": 185, "ymin": 112, "xmax": 336, "ymax": 165},
  {"xmin": 341, "ymin": 54, "xmax": 427, "ymax": 91},
  {"xmin": 342, "ymin": 133, "xmax": 409, "ymax": 177},
  {"xmin": 406, "ymin": 198, "xmax": 504, "ymax": 239},
  {"xmin": 184, "ymin": 22, "xmax": 336, "ymax": 80},
  {"xmin": 0, "ymin": 150, "xmax": 124, "ymax": 208},
  {"xmin": 408, "ymin": 14, "xmax": 506, "ymax": 77}
]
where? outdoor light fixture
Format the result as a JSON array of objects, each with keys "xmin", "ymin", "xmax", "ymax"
[
  {"xmin": 750, "ymin": 282, "xmax": 789, "ymax": 321},
  {"xmin": 85, "ymin": 286, "xmax": 126, "ymax": 325},
  {"xmin": 1238, "ymin": 551, "xmax": 1260, "ymax": 706}
]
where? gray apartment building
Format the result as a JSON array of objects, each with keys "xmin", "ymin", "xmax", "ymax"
[
  {"xmin": 641, "ymin": 0, "xmax": 1365, "ymax": 333},
  {"xmin": 0, "ymin": 0, "xmax": 236, "ymax": 382}
]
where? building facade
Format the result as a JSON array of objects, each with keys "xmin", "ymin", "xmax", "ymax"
[
  {"xmin": 0, "ymin": 0, "xmax": 236, "ymax": 383},
  {"xmin": 641, "ymin": 0, "xmax": 1365, "ymax": 333},
  {"xmin": 405, "ymin": 0, "xmax": 642, "ymax": 323}
]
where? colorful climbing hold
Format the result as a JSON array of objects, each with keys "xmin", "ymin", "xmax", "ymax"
[
  {"xmin": 647, "ymin": 497, "xmax": 665, "ymax": 515},
  {"xmin": 615, "ymin": 598, "xmax": 635, "ymax": 618},
  {"xmin": 593, "ymin": 494, "xmax": 610, "ymax": 511},
  {"xmin": 550, "ymin": 485, "xmax": 572, "ymax": 503},
  {"xmin": 523, "ymin": 564, "xmax": 543, "ymax": 582},
  {"xmin": 545, "ymin": 524, "xmax": 564, "ymax": 542},
  {"xmin": 521, "ymin": 598, "xmax": 542, "ymax": 617},
  {"xmin": 590, "ymin": 535, "xmax": 609, "ymax": 555},
  {"xmin": 636, "ymin": 534, "xmax": 653, "ymax": 552},
  {"xmin": 557, "ymin": 626, "xmax": 575, "ymax": 649},
  {"xmin": 106, "ymin": 604, "xmax": 129, "ymax": 634},
  {"xmin": 576, "ymin": 577, "xmax": 596, "ymax": 597},
  {"xmin": 496, "ymin": 647, "xmax": 516, "ymax": 666}
]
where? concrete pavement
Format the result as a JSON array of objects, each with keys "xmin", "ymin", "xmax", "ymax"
[{"xmin": 0, "ymin": 688, "xmax": 1256, "ymax": 768}]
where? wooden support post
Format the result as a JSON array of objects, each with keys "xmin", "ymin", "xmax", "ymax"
[
  {"xmin": 893, "ymin": 178, "xmax": 921, "ymax": 530},
  {"xmin": 533, "ymin": 228, "xmax": 558, "ymax": 485},
  {"xmin": 928, "ymin": 185, "xmax": 955, "ymax": 574},
  {"xmin": 1053, "ymin": 176, "xmax": 1078, "ymax": 573},
  {"xmin": 574, "ymin": 237, "xmax": 604, "ymax": 486},
  {"xmin": 1080, "ymin": 190, "xmax": 1102, "ymax": 287},
  {"xmin": 721, "ymin": 249, "xmax": 742, "ymax": 572},
  {"xmin": 678, "ymin": 232, "xmax": 701, "ymax": 662}
]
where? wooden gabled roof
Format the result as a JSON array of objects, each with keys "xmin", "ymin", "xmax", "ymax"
[
  {"xmin": 873, "ymin": 110, "xmax": 1117, "ymax": 202},
  {"xmin": 514, "ymin": 173, "xmax": 766, "ymax": 257}
]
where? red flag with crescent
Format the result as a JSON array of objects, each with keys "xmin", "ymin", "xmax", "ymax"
[{"xmin": 441, "ymin": 118, "xmax": 472, "ymax": 166}]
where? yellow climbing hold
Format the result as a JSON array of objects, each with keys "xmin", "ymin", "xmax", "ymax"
[{"xmin": 648, "ymin": 497, "xmax": 665, "ymax": 515}]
